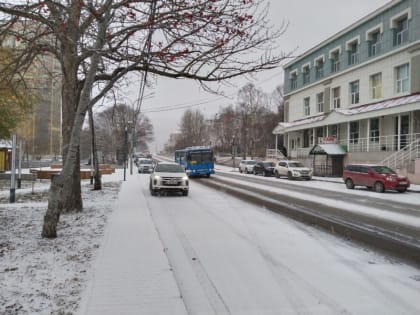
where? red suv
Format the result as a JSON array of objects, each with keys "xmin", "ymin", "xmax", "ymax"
[{"xmin": 343, "ymin": 164, "xmax": 410, "ymax": 193}]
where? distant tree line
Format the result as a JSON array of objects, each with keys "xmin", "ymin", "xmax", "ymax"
[
  {"xmin": 79, "ymin": 104, "xmax": 154, "ymax": 164},
  {"xmin": 166, "ymin": 83, "xmax": 284, "ymax": 158}
]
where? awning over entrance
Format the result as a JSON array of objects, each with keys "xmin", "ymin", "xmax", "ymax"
[{"xmin": 309, "ymin": 144, "xmax": 346, "ymax": 155}]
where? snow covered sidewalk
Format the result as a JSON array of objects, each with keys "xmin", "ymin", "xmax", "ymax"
[{"xmin": 77, "ymin": 174, "xmax": 187, "ymax": 315}]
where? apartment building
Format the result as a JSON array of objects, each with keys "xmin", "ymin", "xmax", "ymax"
[
  {"xmin": 273, "ymin": 0, "xmax": 420, "ymax": 182},
  {"xmin": 1, "ymin": 24, "xmax": 62, "ymax": 159}
]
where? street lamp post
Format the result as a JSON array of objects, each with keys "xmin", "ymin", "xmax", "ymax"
[
  {"xmin": 130, "ymin": 123, "xmax": 134, "ymax": 175},
  {"xmin": 123, "ymin": 126, "xmax": 128, "ymax": 181},
  {"xmin": 231, "ymin": 136, "xmax": 237, "ymax": 170}
]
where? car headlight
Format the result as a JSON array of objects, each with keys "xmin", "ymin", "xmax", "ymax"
[
  {"xmin": 386, "ymin": 177, "xmax": 396, "ymax": 182},
  {"xmin": 182, "ymin": 176, "xmax": 188, "ymax": 181},
  {"xmin": 153, "ymin": 175, "xmax": 160, "ymax": 185}
]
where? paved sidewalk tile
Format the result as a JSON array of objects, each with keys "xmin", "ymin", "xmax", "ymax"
[{"xmin": 78, "ymin": 175, "xmax": 187, "ymax": 315}]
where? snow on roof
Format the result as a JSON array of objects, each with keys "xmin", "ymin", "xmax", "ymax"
[
  {"xmin": 277, "ymin": 114, "xmax": 326, "ymax": 129},
  {"xmin": 310, "ymin": 144, "xmax": 346, "ymax": 155},
  {"xmin": 275, "ymin": 93, "xmax": 420, "ymax": 133},
  {"xmin": 0, "ymin": 140, "xmax": 12, "ymax": 149},
  {"xmin": 335, "ymin": 93, "xmax": 420, "ymax": 116}
]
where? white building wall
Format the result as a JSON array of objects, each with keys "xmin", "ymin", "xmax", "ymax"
[{"xmin": 287, "ymin": 51, "xmax": 413, "ymax": 123}]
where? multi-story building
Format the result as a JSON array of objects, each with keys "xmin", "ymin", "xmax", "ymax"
[
  {"xmin": 1, "ymin": 24, "xmax": 62, "ymax": 159},
  {"xmin": 273, "ymin": 0, "xmax": 420, "ymax": 183}
]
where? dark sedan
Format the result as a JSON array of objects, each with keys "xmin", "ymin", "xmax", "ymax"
[{"xmin": 253, "ymin": 161, "xmax": 275, "ymax": 177}]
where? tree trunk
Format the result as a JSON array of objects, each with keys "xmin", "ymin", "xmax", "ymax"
[
  {"xmin": 42, "ymin": 7, "xmax": 109, "ymax": 238},
  {"xmin": 60, "ymin": 58, "xmax": 83, "ymax": 212},
  {"xmin": 41, "ymin": 174, "xmax": 63, "ymax": 238}
]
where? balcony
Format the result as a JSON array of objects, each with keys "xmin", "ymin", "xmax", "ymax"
[
  {"xmin": 288, "ymin": 133, "xmax": 420, "ymax": 158},
  {"xmin": 338, "ymin": 133, "xmax": 420, "ymax": 152}
]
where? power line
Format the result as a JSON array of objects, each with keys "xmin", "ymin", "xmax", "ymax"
[{"xmin": 141, "ymin": 69, "xmax": 283, "ymax": 114}]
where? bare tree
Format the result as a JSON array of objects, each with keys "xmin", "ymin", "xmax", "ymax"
[
  {"xmin": 271, "ymin": 84, "xmax": 284, "ymax": 122},
  {"xmin": 94, "ymin": 104, "xmax": 154, "ymax": 161},
  {"xmin": 0, "ymin": 0, "xmax": 289, "ymax": 237},
  {"xmin": 207, "ymin": 84, "xmax": 278, "ymax": 158},
  {"xmin": 236, "ymin": 83, "xmax": 266, "ymax": 158},
  {"xmin": 271, "ymin": 84, "xmax": 285, "ymax": 153},
  {"xmin": 175, "ymin": 109, "xmax": 208, "ymax": 149},
  {"xmin": 211, "ymin": 105, "xmax": 238, "ymax": 153}
]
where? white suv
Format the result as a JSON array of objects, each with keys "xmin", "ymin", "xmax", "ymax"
[
  {"xmin": 274, "ymin": 160, "xmax": 313, "ymax": 180},
  {"xmin": 149, "ymin": 162, "xmax": 189, "ymax": 196},
  {"xmin": 137, "ymin": 158, "xmax": 153, "ymax": 173},
  {"xmin": 239, "ymin": 159, "xmax": 256, "ymax": 174}
]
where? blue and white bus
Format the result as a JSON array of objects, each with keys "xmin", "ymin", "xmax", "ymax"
[{"xmin": 174, "ymin": 146, "xmax": 215, "ymax": 177}]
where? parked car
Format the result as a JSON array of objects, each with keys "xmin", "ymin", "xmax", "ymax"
[
  {"xmin": 239, "ymin": 159, "xmax": 256, "ymax": 174},
  {"xmin": 343, "ymin": 164, "xmax": 410, "ymax": 193},
  {"xmin": 149, "ymin": 162, "xmax": 189, "ymax": 196},
  {"xmin": 253, "ymin": 161, "xmax": 275, "ymax": 176},
  {"xmin": 137, "ymin": 158, "xmax": 154, "ymax": 173},
  {"xmin": 274, "ymin": 160, "xmax": 313, "ymax": 180}
]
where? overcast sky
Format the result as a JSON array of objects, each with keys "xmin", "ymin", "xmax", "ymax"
[{"xmin": 129, "ymin": 0, "xmax": 392, "ymax": 152}]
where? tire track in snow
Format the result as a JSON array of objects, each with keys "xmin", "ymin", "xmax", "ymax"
[{"xmin": 191, "ymin": 181, "xmax": 353, "ymax": 315}]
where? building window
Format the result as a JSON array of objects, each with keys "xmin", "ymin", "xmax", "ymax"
[
  {"xmin": 350, "ymin": 121, "xmax": 359, "ymax": 144},
  {"xmin": 315, "ymin": 59, "xmax": 324, "ymax": 79},
  {"xmin": 290, "ymin": 72, "xmax": 297, "ymax": 90},
  {"xmin": 394, "ymin": 17, "xmax": 409, "ymax": 46},
  {"xmin": 330, "ymin": 51, "xmax": 340, "ymax": 73},
  {"xmin": 303, "ymin": 97, "xmax": 310, "ymax": 116},
  {"xmin": 331, "ymin": 124, "xmax": 339, "ymax": 139},
  {"xmin": 316, "ymin": 92, "xmax": 324, "ymax": 112},
  {"xmin": 332, "ymin": 87, "xmax": 340, "ymax": 109},
  {"xmin": 316, "ymin": 127, "xmax": 324, "ymax": 144},
  {"xmin": 302, "ymin": 65, "xmax": 310, "ymax": 85},
  {"xmin": 303, "ymin": 130, "xmax": 313, "ymax": 147},
  {"xmin": 370, "ymin": 73, "xmax": 382, "ymax": 99},
  {"xmin": 370, "ymin": 118, "xmax": 380, "ymax": 143},
  {"xmin": 396, "ymin": 63, "xmax": 409, "ymax": 93},
  {"xmin": 350, "ymin": 80, "xmax": 359, "ymax": 105},
  {"xmin": 348, "ymin": 42, "xmax": 359, "ymax": 65},
  {"xmin": 369, "ymin": 31, "xmax": 382, "ymax": 57}
]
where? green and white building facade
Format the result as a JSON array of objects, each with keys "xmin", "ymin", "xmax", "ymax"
[{"xmin": 274, "ymin": 0, "xmax": 420, "ymax": 182}]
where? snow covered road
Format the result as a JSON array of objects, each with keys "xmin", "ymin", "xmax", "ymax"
[{"xmin": 140, "ymin": 173, "xmax": 420, "ymax": 315}]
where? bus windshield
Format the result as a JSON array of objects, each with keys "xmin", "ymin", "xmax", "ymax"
[
  {"xmin": 189, "ymin": 151, "xmax": 213, "ymax": 163},
  {"xmin": 174, "ymin": 146, "xmax": 215, "ymax": 177}
]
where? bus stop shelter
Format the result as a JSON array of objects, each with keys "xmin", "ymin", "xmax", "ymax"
[
  {"xmin": 309, "ymin": 143, "xmax": 346, "ymax": 177},
  {"xmin": 0, "ymin": 140, "xmax": 12, "ymax": 172}
]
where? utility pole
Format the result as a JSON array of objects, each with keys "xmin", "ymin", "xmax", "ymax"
[
  {"xmin": 17, "ymin": 140, "xmax": 22, "ymax": 189},
  {"xmin": 123, "ymin": 126, "xmax": 128, "ymax": 181},
  {"xmin": 130, "ymin": 121, "xmax": 134, "ymax": 175}
]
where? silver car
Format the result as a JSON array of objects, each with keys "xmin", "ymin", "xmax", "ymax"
[
  {"xmin": 239, "ymin": 159, "xmax": 256, "ymax": 174},
  {"xmin": 274, "ymin": 160, "xmax": 313, "ymax": 180},
  {"xmin": 137, "ymin": 158, "xmax": 154, "ymax": 173}
]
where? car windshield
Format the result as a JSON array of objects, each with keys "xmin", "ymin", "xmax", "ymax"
[
  {"xmin": 263, "ymin": 162, "xmax": 275, "ymax": 167},
  {"xmin": 289, "ymin": 162, "xmax": 304, "ymax": 167},
  {"xmin": 247, "ymin": 161, "xmax": 256, "ymax": 165},
  {"xmin": 371, "ymin": 166, "xmax": 396, "ymax": 174},
  {"xmin": 139, "ymin": 159, "xmax": 153, "ymax": 165},
  {"xmin": 155, "ymin": 164, "xmax": 185, "ymax": 173}
]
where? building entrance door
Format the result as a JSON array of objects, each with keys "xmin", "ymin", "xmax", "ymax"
[{"xmin": 395, "ymin": 115, "xmax": 409, "ymax": 150}]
